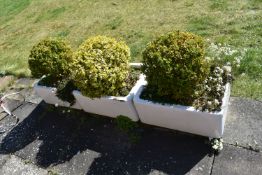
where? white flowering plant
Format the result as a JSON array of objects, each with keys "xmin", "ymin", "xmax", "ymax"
[
  {"xmin": 205, "ymin": 41, "xmax": 247, "ymax": 71},
  {"xmin": 210, "ymin": 138, "xmax": 223, "ymax": 154},
  {"xmin": 193, "ymin": 65, "xmax": 232, "ymax": 112},
  {"xmin": 190, "ymin": 40, "xmax": 247, "ymax": 112}
]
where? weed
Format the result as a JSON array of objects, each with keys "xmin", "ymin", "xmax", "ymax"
[
  {"xmin": 210, "ymin": 138, "xmax": 223, "ymax": 155},
  {"xmin": 116, "ymin": 115, "xmax": 140, "ymax": 143},
  {"xmin": 116, "ymin": 115, "xmax": 138, "ymax": 133},
  {"xmin": 24, "ymin": 159, "xmax": 32, "ymax": 164},
  {"xmin": 47, "ymin": 170, "xmax": 60, "ymax": 175}
]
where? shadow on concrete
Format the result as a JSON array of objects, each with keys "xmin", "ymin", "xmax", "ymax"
[{"xmin": 0, "ymin": 102, "xmax": 212, "ymax": 174}]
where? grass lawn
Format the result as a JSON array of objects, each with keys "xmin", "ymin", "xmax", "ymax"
[{"xmin": 0, "ymin": 0, "xmax": 261, "ymax": 99}]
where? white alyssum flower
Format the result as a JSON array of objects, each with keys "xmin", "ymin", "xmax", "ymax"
[
  {"xmin": 214, "ymin": 99, "xmax": 219, "ymax": 105},
  {"xmin": 207, "ymin": 42, "xmax": 247, "ymax": 68},
  {"xmin": 51, "ymin": 88, "xmax": 57, "ymax": 93},
  {"xmin": 222, "ymin": 66, "xmax": 232, "ymax": 73}
]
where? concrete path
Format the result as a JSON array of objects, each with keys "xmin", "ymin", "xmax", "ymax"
[{"xmin": 0, "ymin": 79, "xmax": 261, "ymax": 175}]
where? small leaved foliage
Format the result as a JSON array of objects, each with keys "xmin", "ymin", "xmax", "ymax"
[
  {"xmin": 116, "ymin": 115, "xmax": 138, "ymax": 133},
  {"xmin": 28, "ymin": 38, "xmax": 73, "ymax": 80},
  {"xmin": 142, "ymin": 31, "xmax": 210, "ymax": 105},
  {"xmin": 193, "ymin": 66, "xmax": 225, "ymax": 112},
  {"xmin": 193, "ymin": 65, "xmax": 232, "ymax": 112},
  {"xmin": 29, "ymin": 38, "xmax": 77, "ymax": 105},
  {"xmin": 116, "ymin": 115, "xmax": 140, "ymax": 143},
  {"xmin": 73, "ymin": 36, "xmax": 130, "ymax": 98}
]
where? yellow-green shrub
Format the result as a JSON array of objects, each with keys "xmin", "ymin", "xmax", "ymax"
[
  {"xmin": 142, "ymin": 31, "xmax": 210, "ymax": 105},
  {"xmin": 28, "ymin": 38, "xmax": 73, "ymax": 80},
  {"xmin": 73, "ymin": 36, "xmax": 130, "ymax": 98}
]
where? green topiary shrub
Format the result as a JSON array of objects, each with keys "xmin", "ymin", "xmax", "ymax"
[
  {"xmin": 28, "ymin": 38, "xmax": 73, "ymax": 80},
  {"xmin": 28, "ymin": 38, "xmax": 76, "ymax": 105},
  {"xmin": 142, "ymin": 31, "xmax": 210, "ymax": 105},
  {"xmin": 73, "ymin": 36, "xmax": 131, "ymax": 98}
]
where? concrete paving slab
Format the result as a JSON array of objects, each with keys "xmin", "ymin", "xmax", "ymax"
[
  {"xmin": 0, "ymin": 155, "xmax": 47, "ymax": 175},
  {"xmin": 212, "ymin": 144, "xmax": 262, "ymax": 175},
  {"xmin": 147, "ymin": 154, "xmax": 213, "ymax": 175},
  {"xmin": 0, "ymin": 101, "xmax": 213, "ymax": 175},
  {"xmin": 0, "ymin": 99, "xmax": 23, "ymax": 118},
  {"xmin": 12, "ymin": 78, "xmax": 36, "ymax": 89},
  {"xmin": 0, "ymin": 114, "xmax": 18, "ymax": 135},
  {"xmin": 224, "ymin": 97, "xmax": 262, "ymax": 150},
  {"xmin": 1, "ymin": 96, "xmax": 261, "ymax": 174},
  {"xmin": 4, "ymin": 88, "xmax": 42, "ymax": 104},
  {"xmin": 0, "ymin": 154, "xmax": 10, "ymax": 168},
  {"xmin": 0, "ymin": 102, "xmax": 45, "ymax": 155},
  {"xmin": 52, "ymin": 149, "xmax": 101, "ymax": 175},
  {"xmin": 84, "ymin": 127, "xmax": 213, "ymax": 175},
  {"xmin": 12, "ymin": 102, "xmax": 39, "ymax": 123},
  {"xmin": 185, "ymin": 155, "xmax": 213, "ymax": 175},
  {"xmin": 2, "ymin": 78, "xmax": 42, "ymax": 104},
  {"xmin": 0, "ymin": 101, "xmax": 34, "ymax": 135},
  {"xmin": 0, "ymin": 99, "xmax": 24, "ymax": 132}
]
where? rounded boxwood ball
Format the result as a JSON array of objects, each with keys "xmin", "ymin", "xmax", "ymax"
[
  {"xmin": 142, "ymin": 31, "xmax": 210, "ymax": 105},
  {"xmin": 28, "ymin": 38, "xmax": 73, "ymax": 79},
  {"xmin": 73, "ymin": 36, "xmax": 130, "ymax": 98}
]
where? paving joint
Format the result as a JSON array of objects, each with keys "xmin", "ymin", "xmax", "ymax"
[
  {"xmin": 11, "ymin": 154, "xmax": 36, "ymax": 167},
  {"xmin": 209, "ymin": 154, "xmax": 215, "ymax": 175},
  {"xmin": 0, "ymin": 100, "xmax": 25, "ymax": 119},
  {"xmin": 224, "ymin": 142, "xmax": 260, "ymax": 153}
]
